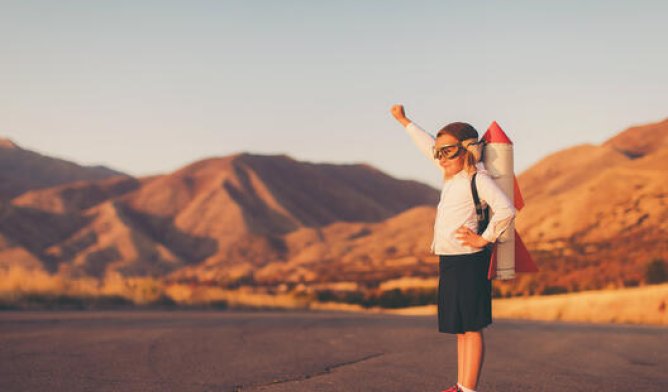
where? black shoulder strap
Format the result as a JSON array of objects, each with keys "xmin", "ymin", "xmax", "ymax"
[
  {"xmin": 471, "ymin": 172, "xmax": 481, "ymax": 209},
  {"xmin": 471, "ymin": 172, "xmax": 489, "ymax": 235}
]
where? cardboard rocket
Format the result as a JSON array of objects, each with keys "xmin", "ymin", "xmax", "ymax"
[{"xmin": 482, "ymin": 121, "xmax": 539, "ymax": 280}]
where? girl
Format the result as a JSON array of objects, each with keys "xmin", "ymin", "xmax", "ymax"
[{"xmin": 390, "ymin": 104, "xmax": 515, "ymax": 392}]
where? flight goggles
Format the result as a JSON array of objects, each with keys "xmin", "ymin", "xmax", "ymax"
[
  {"xmin": 432, "ymin": 139, "xmax": 484, "ymax": 160},
  {"xmin": 432, "ymin": 143, "xmax": 463, "ymax": 160}
]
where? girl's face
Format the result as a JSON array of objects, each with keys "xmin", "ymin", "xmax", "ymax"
[{"xmin": 436, "ymin": 133, "xmax": 465, "ymax": 178}]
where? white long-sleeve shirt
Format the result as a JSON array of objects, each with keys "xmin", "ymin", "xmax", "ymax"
[{"xmin": 404, "ymin": 122, "xmax": 516, "ymax": 255}]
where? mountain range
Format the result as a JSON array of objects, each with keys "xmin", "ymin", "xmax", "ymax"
[
  {"xmin": 1, "ymin": 118, "xmax": 666, "ymax": 296},
  {"xmin": 0, "ymin": 137, "xmax": 124, "ymax": 201}
]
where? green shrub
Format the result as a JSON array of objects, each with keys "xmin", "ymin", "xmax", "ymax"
[
  {"xmin": 541, "ymin": 285, "xmax": 568, "ymax": 296},
  {"xmin": 623, "ymin": 279, "xmax": 639, "ymax": 288},
  {"xmin": 207, "ymin": 300, "xmax": 228, "ymax": 310},
  {"xmin": 315, "ymin": 287, "xmax": 437, "ymax": 309},
  {"xmin": 645, "ymin": 259, "xmax": 667, "ymax": 284},
  {"xmin": 21, "ymin": 293, "xmax": 87, "ymax": 310},
  {"xmin": 90, "ymin": 295, "xmax": 134, "ymax": 309},
  {"xmin": 147, "ymin": 294, "xmax": 177, "ymax": 308}
]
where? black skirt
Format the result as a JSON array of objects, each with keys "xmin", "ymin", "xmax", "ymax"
[{"xmin": 437, "ymin": 249, "xmax": 492, "ymax": 334}]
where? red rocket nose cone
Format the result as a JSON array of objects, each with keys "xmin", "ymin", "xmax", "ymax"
[{"xmin": 482, "ymin": 121, "xmax": 513, "ymax": 144}]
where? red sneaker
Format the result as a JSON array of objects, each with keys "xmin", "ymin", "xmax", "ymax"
[{"xmin": 441, "ymin": 385, "xmax": 462, "ymax": 392}]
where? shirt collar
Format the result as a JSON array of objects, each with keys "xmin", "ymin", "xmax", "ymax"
[
  {"xmin": 443, "ymin": 168, "xmax": 470, "ymax": 183},
  {"xmin": 443, "ymin": 162, "xmax": 488, "ymax": 182}
]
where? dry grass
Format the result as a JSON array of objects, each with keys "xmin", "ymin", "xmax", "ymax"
[
  {"xmin": 491, "ymin": 283, "xmax": 668, "ymax": 325},
  {"xmin": 378, "ymin": 276, "xmax": 437, "ymax": 291},
  {"xmin": 2, "ymin": 265, "xmax": 667, "ymax": 326},
  {"xmin": 164, "ymin": 284, "xmax": 310, "ymax": 309},
  {"xmin": 379, "ymin": 283, "xmax": 668, "ymax": 326},
  {"xmin": 0, "ymin": 266, "xmax": 310, "ymax": 310},
  {"xmin": 0, "ymin": 266, "xmax": 170, "ymax": 305}
]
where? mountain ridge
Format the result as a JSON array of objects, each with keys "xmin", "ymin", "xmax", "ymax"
[
  {"xmin": 1, "ymin": 118, "xmax": 666, "ymax": 296},
  {"xmin": 1, "ymin": 150, "xmax": 439, "ymax": 281},
  {"xmin": 0, "ymin": 136, "xmax": 128, "ymax": 201}
]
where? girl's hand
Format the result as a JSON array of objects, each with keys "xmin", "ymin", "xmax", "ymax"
[
  {"xmin": 391, "ymin": 104, "xmax": 411, "ymax": 126},
  {"xmin": 456, "ymin": 226, "xmax": 490, "ymax": 248}
]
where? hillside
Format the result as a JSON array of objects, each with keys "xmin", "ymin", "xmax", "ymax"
[
  {"xmin": 1, "ymin": 118, "xmax": 667, "ymax": 302},
  {"xmin": 514, "ymin": 118, "xmax": 668, "ymax": 293},
  {"xmin": 0, "ymin": 136, "xmax": 127, "ymax": 201},
  {"xmin": 1, "ymin": 152, "xmax": 438, "ymax": 282}
]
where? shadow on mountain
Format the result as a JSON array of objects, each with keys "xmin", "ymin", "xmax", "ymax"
[
  {"xmin": 0, "ymin": 202, "xmax": 91, "ymax": 273},
  {"xmin": 114, "ymin": 202, "xmax": 218, "ymax": 268}
]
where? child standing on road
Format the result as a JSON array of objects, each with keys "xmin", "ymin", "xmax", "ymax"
[{"xmin": 391, "ymin": 104, "xmax": 515, "ymax": 392}]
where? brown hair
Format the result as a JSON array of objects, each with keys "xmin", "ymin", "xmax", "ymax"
[{"xmin": 436, "ymin": 122, "xmax": 481, "ymax": 174}]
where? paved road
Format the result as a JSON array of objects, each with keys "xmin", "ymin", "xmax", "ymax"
[{"xmin": 1, "ymin": 310, "xmax": 666, "ymax": 392}]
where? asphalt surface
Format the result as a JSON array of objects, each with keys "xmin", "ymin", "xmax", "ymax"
[{"xmin": 1, "ymin": 310, "xmax": 667, "ymax": 392}]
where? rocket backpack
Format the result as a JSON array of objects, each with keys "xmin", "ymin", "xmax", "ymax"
[{"xmin": 479, "ymin": 122, "xmax": 539, "ymax": 280}]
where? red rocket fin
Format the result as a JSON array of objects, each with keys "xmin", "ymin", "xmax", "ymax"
[
  {"xmin": 486, "ymin": 233, "xmax": 539, "ymax": 280},
  {"xmin": 513, "ymin": 176, "xmax": 525, "ymax": 211},
  {"xmin": 515, "ymin": 232, "xmax": 539, "ymax": 273},
  {"xmin": 487, "ymin": 244, "xmax": 498, "ymax": 280}
]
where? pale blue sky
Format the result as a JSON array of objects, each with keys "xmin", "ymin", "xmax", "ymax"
[{"xmin": 1, "ymin": 0, "xmax": 666, "ymax": 188}]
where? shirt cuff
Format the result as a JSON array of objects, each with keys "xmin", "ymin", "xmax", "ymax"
[{"xmin": 481, "ymin": 231, "xmax": 496, "ymax": 244}]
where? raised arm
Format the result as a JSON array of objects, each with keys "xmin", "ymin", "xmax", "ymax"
[{"xmin": 390, "ymin": 104, "xmax": 443, "ymax": 172}]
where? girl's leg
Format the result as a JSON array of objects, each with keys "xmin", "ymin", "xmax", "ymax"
[
  {"xmin": 457, "ymin": 333, "xmax": 466, "ymax": 385},
  {"xmin": 462, "ymin": 330, "xmax": 485, "ymax": 390}
]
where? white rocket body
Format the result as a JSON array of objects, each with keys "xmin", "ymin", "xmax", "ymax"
[{"xmin": 482, "ymin": 142, "xmax": 516, "ymax": 280}]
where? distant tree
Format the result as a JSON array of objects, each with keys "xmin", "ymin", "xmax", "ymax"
[
  {"xmin": 623, "ymin": 279, "xmax": 639, "ymax": 288},
  {"xmin": 149, "ymin": 294, "xmax": 177, "ymax": 308},
  {"xmin": 316, "ymin": 290, "xmax": 337, "ymax": 303},
  {"xmin": 378, "ymin": 289, "xmax": 409, "ymax": 308},
  {"xmin": 343, "ymin": 291, "xmax": 365, "ymax": 304},
  {"xmin": 645, "ymin": 259, "xmax": 667, "ymax": 284},
  {"xmin": 569, "ymin": 281, "xmax": 580, "ymax": 292},
  {"xmin": 541, "ymin": 285, "xmax": 568, "ymax": 296},
  {"xmin": 491, "ymin": 285, "xmax": 503, "ymax": 298}
]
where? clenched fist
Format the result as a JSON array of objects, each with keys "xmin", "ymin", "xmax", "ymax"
[{"xmin": 390, "ymin": 104, "xmax": 410, "ymax": 126}]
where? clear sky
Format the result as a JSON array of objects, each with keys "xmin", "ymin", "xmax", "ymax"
[{"xmin": 1, "ymin": 0, "xmax": 666, "ymax": 188}]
